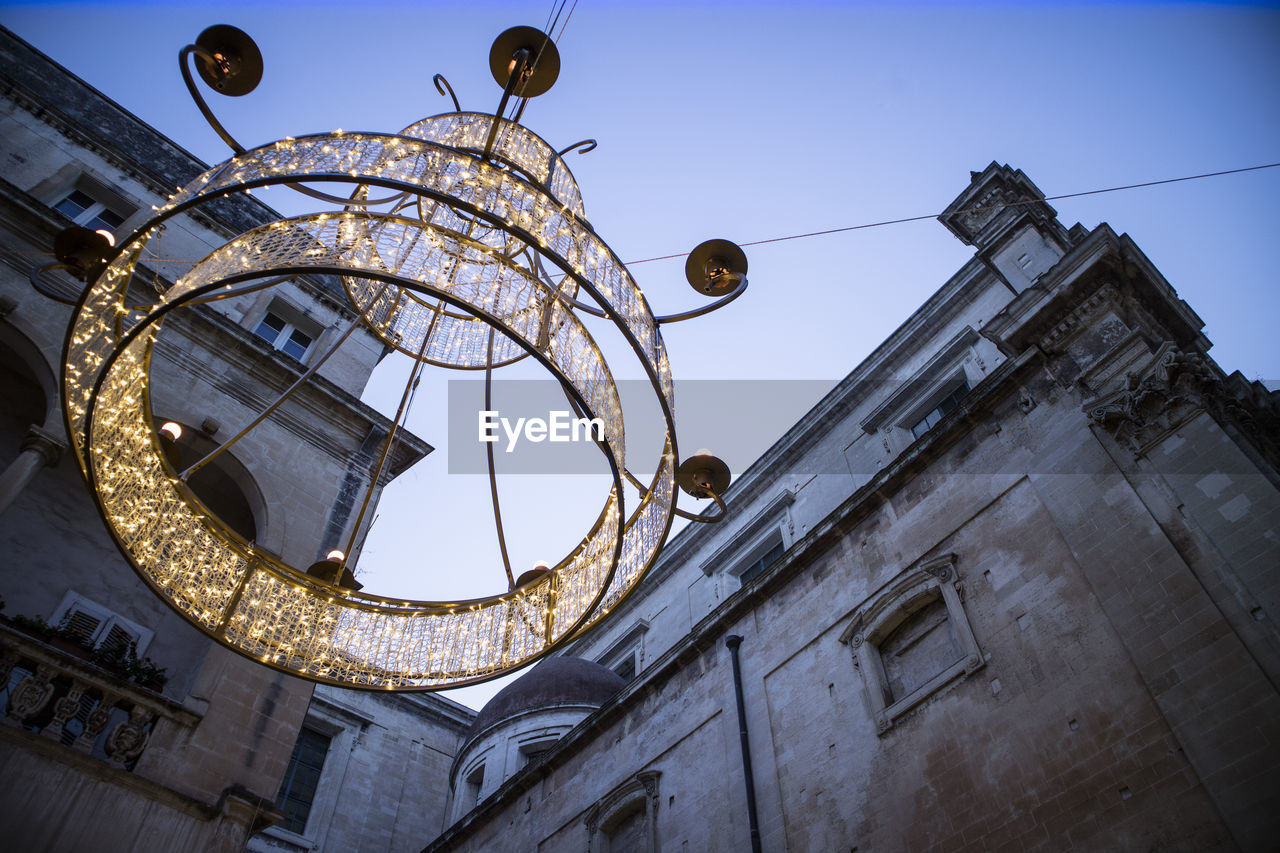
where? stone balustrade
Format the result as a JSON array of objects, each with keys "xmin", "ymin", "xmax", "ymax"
[{"xmin": 0, "ymin": 622, "xmax": 200, "ymax": 770}]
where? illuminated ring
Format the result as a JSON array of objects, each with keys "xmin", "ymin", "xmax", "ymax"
[
  {"xmin": 65, "ymin": 220, "xmax": 626, "ymax": 688},
  {"xmin": 338, "ymin": 114, "xmax": 588, "ymax": 371},
  {"xmin": 63, "ymin": 128, "xmax": 680, "ymax": 687},
  {"xmin": 158, "ymin": 128, "xmax": 683, "ymax": 631}
]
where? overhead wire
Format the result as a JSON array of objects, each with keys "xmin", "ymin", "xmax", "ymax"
[
  {"xmin": 554, "ymin": 0, "xmax": 581, "ymax": 42},
  {"xmin": 625, "ymin": 161, "xmax": 1280, "ymax": 266}
]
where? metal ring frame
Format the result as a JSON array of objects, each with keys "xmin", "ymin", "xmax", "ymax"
[
  {"xmin": 59, "ymin": 26, "xmax": 739, "ymax": 690},
  {"xmin": 63, "ymin": 132, "xmax": 680, "ymax": 690}
]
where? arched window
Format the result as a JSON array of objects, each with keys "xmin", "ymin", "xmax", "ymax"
[
  {"xmin": 585, "ymin": 771, "xmax": 661, "ymax": 853},
  {"xmin": 840, "ymin": 554, "xmax": 983, "ymax": 734},
  {"xmin": 155, "ymin": 421, "xmax": 263, "ymax": 544}
]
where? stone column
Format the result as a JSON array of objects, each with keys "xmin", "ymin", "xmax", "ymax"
[{"xmin": 0, "ymin": 426, "xmax": 66, "ymax": 518}]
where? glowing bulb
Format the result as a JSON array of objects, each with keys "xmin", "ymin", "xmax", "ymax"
[
  {"xmin": 95, "ymin": 229, "xmax": 116, "ymax": 247},
  {"xmin": 326, "ymin": 550, "xmax": 345, "ymax": 562},
  {"xmin": 160, "ymin": 422, "xmax": 182, "ymax": 441}
]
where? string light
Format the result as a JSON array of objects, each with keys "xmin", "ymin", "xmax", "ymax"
[{"xmin": 60, "ymin": 26, "xmax": 699, "ymax": 690}]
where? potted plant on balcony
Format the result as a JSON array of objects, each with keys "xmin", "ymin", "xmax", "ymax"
[
  {"xmin": 6, "ymin": 613, "xmax": 95, "ymax": 661},
  {"xmin": 8, "ymin": 613, "xmax": 55, "ymax": 642},
  {"xmin": 129, "ymin": 657, "xmax": 169, "ymax": 692},
  {"xmin": 92, "ymin": 641, "xmax": 168, "ymax": 691}
]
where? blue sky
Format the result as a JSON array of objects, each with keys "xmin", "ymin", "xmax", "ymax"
[{"xmin": 4, "ymin": 1, "xmax": 1277, "ymax": 706}]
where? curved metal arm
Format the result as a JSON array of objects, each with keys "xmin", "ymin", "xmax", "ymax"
[
  {"xmin": 622, "ymin": 467, "xmax": 726, "ymax": 524},
  {"xmin": 284, "ymin": 181, "xmax": 409, "ymax": 208},
  {"xmin": 28, "ymin": 262, "xmax": 83, "ymax": 305},
  {"xmin": 655, "ymin": 276, "xmax": 748, "ymax": 324},
  {"xmin": 170, "ymin": 273, "xmax": 297, "ymax": 307},
  {"xmin": 558, "ymin": 139, "xmax": 597, "ymax": 156},
  {"xmin": 433, "ymin": 74, "xmax": 462, "ymax": 112},
  {"xmin": 179, "ymin": 44, "xmax": 247, "ymax": 154},
  {"xmin": 675, "ymin": 488, "xmax": 728, "ymax": 523}
]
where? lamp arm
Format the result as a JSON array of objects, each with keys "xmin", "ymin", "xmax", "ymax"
[
  {"xmin": 675, "ymin": 488, "xmax": 728, "ymax": 523},
  {"xmin": 179, "ymin": 44, "xmax": 248, "ymax": 154},
  {"xmin": 655, "ymin": 276, "xmax": 748, "ymax": 324},
  {"xmin": 28, "ymin": 262, "xmax": 81, "ymax": 304}
]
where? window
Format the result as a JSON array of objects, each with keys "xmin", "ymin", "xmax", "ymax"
[
  {"xmin": 840, "ymin": 554, "xmax": 983, "ymax": 734},
  {"xmin": 463, "ymin": 762, "xmax": 486, "ymax": 808},
  {"xmin": 585, "ymin": 771, "xmax": 660, "ymax": 853},
  {"xmin": 603, "ymin": 805, "xmax": 646, "ymax": 851},
  {"xmin": 879, "ymin": 595, "xmax": 961, "ymax": 701},
  {"xmin": 519, "ymin": 735, "xmax": 561, "ymax": 768},
  {"xmin": 52, "ymin": 591, "xmax": 153, "ymax": 657},
  {"xmin": 858, "ymin": 326, "xmax": 984, "ymax": 440},
  {"xmin": 698, "ymin": 491, "xmax": 795, "ymax": 587},
  {"xmin": 610, "ymin": 655, "xmax": 636, "ymax": 682},
  {"xmin": 908, "ymin": 379, "xmax": 970, "ymax": 440},
  {"xmin": 594, "ymin": 619, "xmax": 649, "ymax": 683},
  {"xmin": 276, "ymin": 727, "xmax": 331, "ymax": 834},
  {"xmin": 736, "ymin": 534, "xmax": 785, "ymax": 585},
  {"xmin": 47, "ymin": 174, "xmax": 136, "ymax": 237},
  {"xmin": 254, "ymin": 310, "xmax": 315, "ymax": 360},
  {"xmin": 53, "ymin": 188, "xmax": 127, "ymax": 233}
]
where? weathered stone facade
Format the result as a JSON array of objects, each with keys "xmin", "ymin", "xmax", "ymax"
[
  {"xmin": 2, "ymin": 22, "xmax": 1278, "ymax": 853},
  {"xmin": 0, "ymin": 28, "xmax": 471, "ymax": 852},
  {"xmin": 428, "ymin": 163, "xmax": 1280, "ymax": 851}
]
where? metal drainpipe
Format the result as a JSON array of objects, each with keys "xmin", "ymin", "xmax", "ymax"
[{"xmin": 725, "ymin": 634, "xmax": 763, "ymax": 853}]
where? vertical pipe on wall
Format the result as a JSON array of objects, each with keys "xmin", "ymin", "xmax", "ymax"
[{"xmin": 725, "ymin": 634, "xmax": 763, "ymax": 853}]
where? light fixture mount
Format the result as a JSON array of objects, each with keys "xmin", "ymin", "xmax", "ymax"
[
  {"xmin": 488, "ymin": 25, "xmax": 561, "ymax": 97},
  {"xmin": 685, "ymin": 238, "xmax": 749, "ymax": 296},
  {"xmin": 193, "ymin": 24, "xmax": 262, "ymax": 96}
]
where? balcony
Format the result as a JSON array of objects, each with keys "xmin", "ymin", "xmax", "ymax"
[{"xmin": 0, "ymin": 621, "xmax": 200, "ymax": 770}]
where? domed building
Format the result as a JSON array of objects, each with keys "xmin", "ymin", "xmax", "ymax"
[{"xmin": 450, "ymin": 657, "xmax": 626, "ymax": 820}]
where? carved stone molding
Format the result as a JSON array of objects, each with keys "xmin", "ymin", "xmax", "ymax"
[
  {"xmin": 921, "ymin": 554, "xmax": 956, "ymax": 583},
  {"xmin": 1037, "ymin": 283, "xmax": 1122, "ymax": 355},
  {"xmin": 1086, "ymin": 342, "xmax": 1279, "ymax": 469},
  {"xmin": 8, "ymin": 664, "xmax": 55, "ymax": 722},
  {"xmin": 0, "ymin": 625, "xmax": 199, "ymax": 769},
  {"xmin": 953, "ymin": 183, "xmax": 1017, "ymax": 237},
  {"xmin": 43, "ymin": 682, "xmax": 86, "ymax": 741},
  {"xmin": 585, "ymin": 770, "xmax": 661, "ymax": 852},
  {"xmin": 840, "ymin": 554, "xmax": 982, "ymax": 736},
  {"xmin": 105, "ymin": 704, "xmax": 155, "ymax": 765},
  {"xmin": 21, "ymin": 425, "xmax": 66, "ymax": 468},
  {"xmin": 76, "ymin": 694, "xmax": 116, "ymax": 752}
]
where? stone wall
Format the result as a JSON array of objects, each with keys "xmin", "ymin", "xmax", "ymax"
[{"xmin": 430, "ymin": 166, "xmax": 1280, "ymax": 852}]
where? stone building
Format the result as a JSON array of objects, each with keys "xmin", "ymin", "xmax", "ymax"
[
  {"xmin": 426, "ymin": 174, "xmax": 1280, "ymax": 849},
  {"xmin": 2, "ymin": 21, "xmax": 1279, "ymax": 853},
  {"xmin": 0, "ymin": 28, "xmax": 473, "ymax": 852}
]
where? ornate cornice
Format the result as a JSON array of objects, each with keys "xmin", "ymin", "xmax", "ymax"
[{"xmin": 1086, "ymin": 342, "xmax": 1280, "ymax": 472}]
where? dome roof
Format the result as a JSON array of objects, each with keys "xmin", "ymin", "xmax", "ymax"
[{"xmin": 467, "ymin": 656, "xmax": 625, "ymax": 739}]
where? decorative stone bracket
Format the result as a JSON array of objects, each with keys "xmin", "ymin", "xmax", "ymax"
[{"xmin": 1085, "ymin": 342, "xmax": 1280, "ymax": 469}]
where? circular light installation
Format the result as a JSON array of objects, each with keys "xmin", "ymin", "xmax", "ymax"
[{"xmin": 59, "ymin": 25, "xmax": 743, "ymax": 690}]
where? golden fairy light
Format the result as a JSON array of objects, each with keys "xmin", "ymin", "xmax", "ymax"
[{"xmin": 49, "ymin": 24, "xmax": 748, "ymax": 689}]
